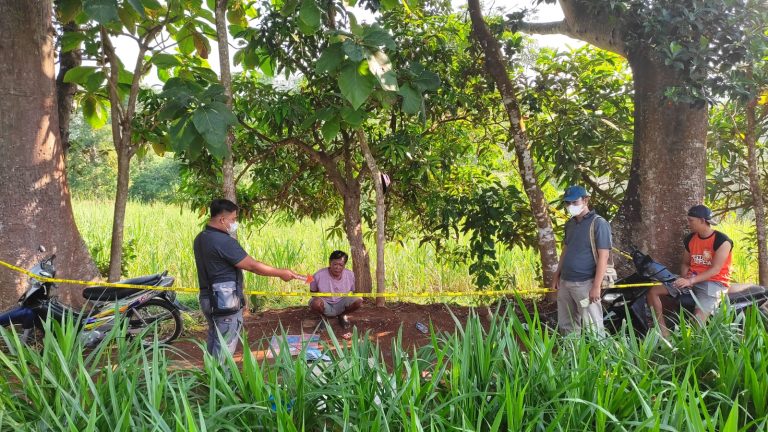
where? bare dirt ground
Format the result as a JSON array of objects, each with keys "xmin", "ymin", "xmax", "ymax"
[{"xmin": 168, "ymin": 299, "xmax": 557, "ymax": 368}]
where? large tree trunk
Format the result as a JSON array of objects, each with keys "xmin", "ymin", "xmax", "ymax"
[
  {"xmin": 611, "ymin": 49, "xmax": 708, "ymax": 270},
  {"xmin": 745, "ymin": 91, "xmax": 768, "ymax": 286},
  {"xmin": 215, "ymin": 0, "xmax": 236, "ymax": 203},
  {"xmin": 357, "ymin": 130, "xmax": 386, "ymax": 306},
  {"xmin": 0, "ymin": 0, "xmax": 98, "ymax": 309},
  {"xmin": 467, "ymin": 0, "xmax": 559, "ymax": 295},
  {"xmin": 55, "ymin": 21, "xmax": 81, "ymax": 154},
  {"xmin": 342, "ymin": 187, "xmax": 373, "ymax": 294},
  {"xmin": 518, "ymin": 0, "xmax": 708, "ymax": 271},
  {"xmin": 108, "ymin": 146, "xmax": 131, "ymax": 281}
]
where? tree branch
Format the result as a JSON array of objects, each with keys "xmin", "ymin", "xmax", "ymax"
[
  {"xmin": 515, "ymin": 20, "xmax": 572, "ymax": 37},
  {"xmin": 579, "ymin": 172, "xmax": 620, "ymax": 207},
  {"xmin": 513, "ymin": 0, "xmax": 626, "ymax": 55},
  {"xmin": 237, "ymin": 116, "xmax": 348, "ymax": 194}
]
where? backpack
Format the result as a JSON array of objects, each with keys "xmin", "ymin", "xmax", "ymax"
[{"xmin": 589, "ymin": 216, "xmax": 617, "ymax": 288}]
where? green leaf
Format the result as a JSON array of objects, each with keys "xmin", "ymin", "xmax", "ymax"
[
  {"xmin": 61, "ymin": 32, "xmax": 87, "ymax": 53},
  {"xmin": 82, "ymin": 70, "xmax": 106, "ymax": 92},
  {"xmin": 191, "ymin": 101, "xmax": 237, "ymax": 159},
  {"xmin": 176, "ymin": 25, "xmax": 195, "ymax": 55},
  {"xmin": 157, "ymin": 67, "xmax": 170, "ymax": 82},
  {"xmin": 362, "ymin": 25, "xmax": 396, "ymax": 50},
  {"xmin": 152, "ymin": 53, "xmax": 182, "ymax": 68},
  {"xmin": 158, "ymin": 99, "xmax": 188, "ymax": 121},
  {"xmin": 398, "ymin": 83, "xmax": 422, "ymax": 114},
  {"xmin": 118, "ymin": 4, "xmax": 137, "ymax": 30},
  {"xmin": 410, "ymin": 63, "xmax": 441, "ymax": 92},
  {"xmin": 669, "ymin": 41, "xmax": 683, "ymax": 56},
  {"xmin": 168, "ymin": 117, "xmax": 195, "ymax": 153},
  {"xmin": 141, "ymin": 0, "xmax": 162, "ymax": 9},
  {"xmin": 81, "ymin": 94, "xmax": 108, "ymax": 129},
  {"xmin": 316, "ymin": 43, "xmax": 344, "ymax": 73},
  {"xmin": 348, "ymin": 13, "xmax": 363, "ymax": 36},
  {"xmin": 118, "ymin": 68, "xmax": 134, "ymax": 85},
  {"xmin": 63, "ymin": 66, "xmax": 99, "ymax": 84},
  {"xmin": 379, "ymin": 0, "xmax": 396, "ymax": 10},
  {"xmin": 254, "ymin": 50, "xmax": 275, "ymax": 77},
  {"xmin": 57, "ymin": 0, "xmax": 83, "ymax": 23},
  {"xmin": 368, "ymin": 51, "xmax": 398, "ymax": 92},
  {"xmin": 82, "ymin": 0, "xmax": 119, "ymax": 24},
  {"xmin": 227, "ymin": 7, "xmax": 247, "ymax": 27},
  {"xmin": 342, "ymin": 39, "xmax": 365, "ymax": 62},
  {"xmin": 340, "ymin": 107, "xmax": 366, "ymax": 127},
  {"xmin": 151, "ymin": 141, "xmax": 165, "ymax": 157},
  {"xmin": 321, "ymin": 116, "xmax": 341, "ymax": 142},
  {"xmin": 338, "ymin": 63, "xmax": 374, "ymax": 110},
  {"xmin": 126, "ymin": 0, "xmax": 146, "ymax": 17},
  {"xmin": 316, "ymin": 108, "xmax": 335, "ymax": 121},
  {"xmin": 280, "ymin": 0, "xmax": 300, "ymax": 16},
  {"xmin": 298, "ymin": 0, "xmax": 321, "ymax": 34}
]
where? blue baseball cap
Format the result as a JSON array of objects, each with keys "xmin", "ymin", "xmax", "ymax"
[
  {"xmin": 563, "ymin": 185, "xmax": 589, "ymax": 202},
  {"xmin": 687, "ymin": 204, "xmax": 718, "ymax": 225}
]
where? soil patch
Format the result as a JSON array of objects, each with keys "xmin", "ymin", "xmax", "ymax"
[{"xmin": 168, "ymin": 299, "xmax": 556, "ymax": 369}]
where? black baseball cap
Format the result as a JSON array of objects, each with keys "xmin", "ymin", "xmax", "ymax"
[{"xmin": 687, "ymin": 204, "xmax": 717, "ymax": 225}]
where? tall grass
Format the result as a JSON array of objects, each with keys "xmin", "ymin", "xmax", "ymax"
[
  {"xmin": 72, "ymin": 200, "xmax": 542, "ymax": 308},
  {"xmin": 2, "ymin": 301, "xmax": 767, "ymax": 430}
]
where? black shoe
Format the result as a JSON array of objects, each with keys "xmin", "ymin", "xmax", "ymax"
[{"xmin": 338, "ymin": 314, "xmax": 350, "ymax": 329}]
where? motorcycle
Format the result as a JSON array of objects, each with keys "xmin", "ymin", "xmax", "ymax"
[
  {"xmin": 0, "ymin": 247, "xmax": 184, "ymax": 347},
  {"xmin": 601, "ymin": 247, "xmax": 768, "ymax": 335}
]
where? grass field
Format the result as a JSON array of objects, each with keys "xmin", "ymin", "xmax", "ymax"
[
  {"xmin": 72, "ymin": 200, "xmax": 761, "ymax": 309},
  {"xmin": 72, "ymin": 200, "xmax": 544, "ymax": 308}
]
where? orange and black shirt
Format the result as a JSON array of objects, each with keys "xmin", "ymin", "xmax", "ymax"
[{"xmin": 683, "ymin": 231, "xmax": 733, "ymax": 286}]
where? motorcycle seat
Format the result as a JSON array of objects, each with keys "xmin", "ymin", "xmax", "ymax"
[
  {"xmin": 82, "ymin": 273, "xmax": 164, "ymax": 301},
  {"xmin": 727, "ymin": 284, "xmax": 766, "ymax": 302}
]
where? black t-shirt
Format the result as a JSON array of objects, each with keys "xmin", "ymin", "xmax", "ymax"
[{"xmin": 193, "ymin": 225, "xmax": 248, "ymax": 290}]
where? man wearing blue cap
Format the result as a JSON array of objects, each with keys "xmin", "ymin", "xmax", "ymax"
[{"xmin": 552, "ymin": 185, "xmax": 612, "ymax": 335}]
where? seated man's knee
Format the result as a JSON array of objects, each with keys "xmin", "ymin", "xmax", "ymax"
[
  {"xmin": 648, "ymin": 285, "xmax": 666, "ymax": 299},
  {"xmin": 310, "ymin": 298, "xmax": 325, "ymax": 313},
  {"xmin": 346, "ymin": 298, "xmax": 363, "ymax": 313}
]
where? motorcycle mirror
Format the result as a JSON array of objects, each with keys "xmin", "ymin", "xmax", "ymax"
[{"xmin": 38, "ymin": 245, "xmax": 46, "ymax": 253}]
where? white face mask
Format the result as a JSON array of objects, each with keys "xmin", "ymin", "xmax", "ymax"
[
  {"xmin": 227, "ymin": 221, "xmax": 239, "ymax": 235},
  {"xmin": 567, "ymin": 204, "xmax": 585, "ymax": 217}
]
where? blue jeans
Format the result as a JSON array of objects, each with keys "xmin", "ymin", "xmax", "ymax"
[{"xmin": 199, "ymin": 294, "xmax": 243, "ymax": 363}]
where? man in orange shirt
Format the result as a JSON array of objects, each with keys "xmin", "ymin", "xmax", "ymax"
[{"xmin": 646, "ymin": 205, "xmax": 733, "ymax": 336}]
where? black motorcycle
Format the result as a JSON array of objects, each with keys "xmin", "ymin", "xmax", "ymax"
[
  {"xmin": 601, "ymin": 248, "xmax": 768, "ymax": 335},
  {"xmin": 0, "ymin": 247, "xmax": 184, "ymax": 347}
]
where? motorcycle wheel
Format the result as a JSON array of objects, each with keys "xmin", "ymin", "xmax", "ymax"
[{"xmin": 126, "ymin": 299, "xmax": 182, "ymax": 345}]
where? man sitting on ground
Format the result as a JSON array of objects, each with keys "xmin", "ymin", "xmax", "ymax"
[
  {"xmin": 309, "ymin": 250, "xmax": 362, "ymax": 329},
  {"xmin": 646, "ymin": 204, "xmax": 733, "ymax": 337}
]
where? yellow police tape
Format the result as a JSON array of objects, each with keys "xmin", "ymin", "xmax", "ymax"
[{"xmin": 0, "ymin": 258, "xmax": 661, "ymax": 299}]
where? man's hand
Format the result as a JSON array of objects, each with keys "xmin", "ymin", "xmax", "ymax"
[
  {"xmin": 589, "ymin": 286, "xmax": 601, "ymax": 304},
  {"xmin": 550, "ymin": 272, "xmax": 560, "ymax": 292},
  {"xmin": 279, "ymin": 269, "xmax": 300, "ymax": 282},
  {"xmin": 672, "ymin": 277, "xmax": 694, "ymax": 290}
]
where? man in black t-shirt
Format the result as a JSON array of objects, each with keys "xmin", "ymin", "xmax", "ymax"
[{"xmin": 194, "ymin": 199, "xmax": 302, "ymax": 362}]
